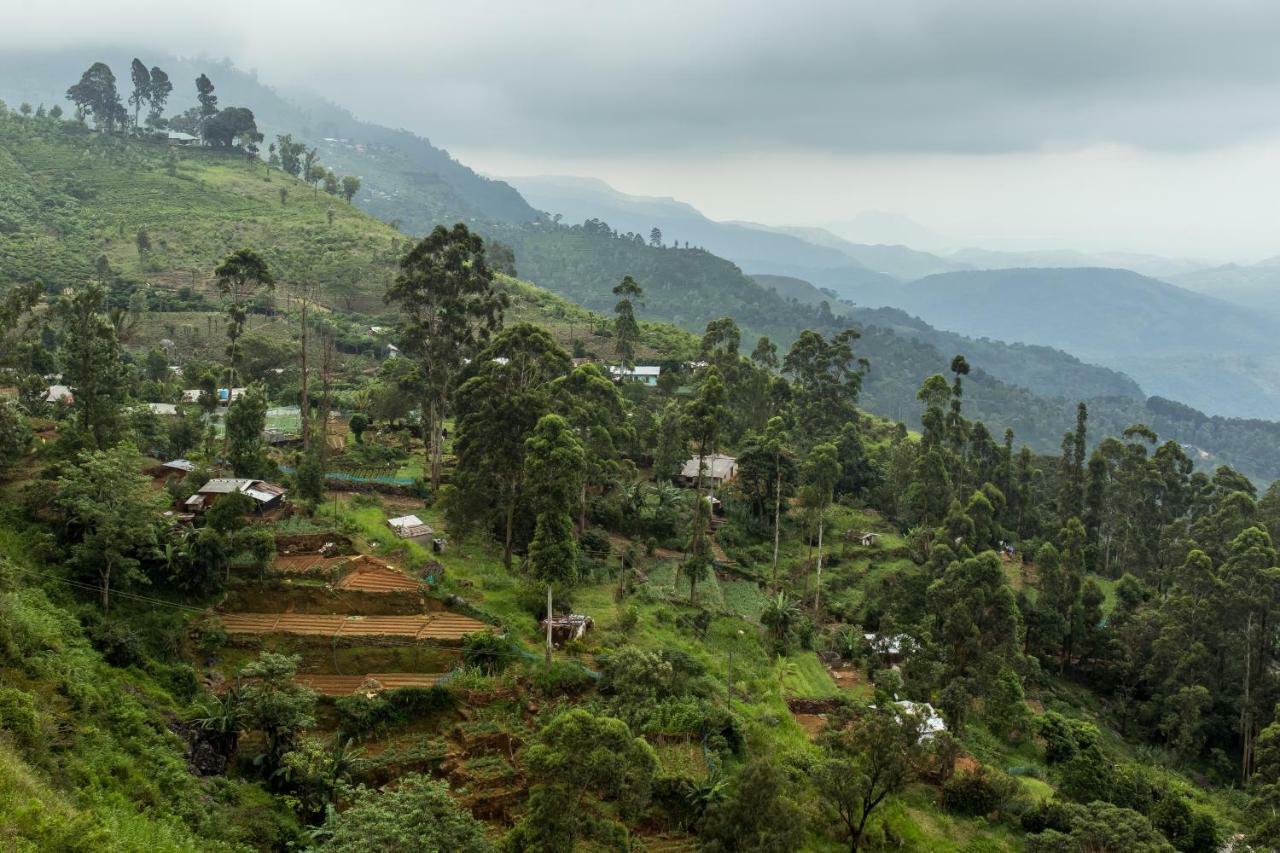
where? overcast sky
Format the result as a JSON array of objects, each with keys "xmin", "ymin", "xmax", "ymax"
[{"xmin": 6, "ymin": 0, "xmax": 1280, "ymax": 260}]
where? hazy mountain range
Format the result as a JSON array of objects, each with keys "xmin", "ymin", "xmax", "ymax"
[{"xmin": 8, "ymin": 48, "xmax": 1280, "ymax": 425}]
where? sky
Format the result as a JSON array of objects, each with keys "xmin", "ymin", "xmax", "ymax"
[{"xmin": 6, "ymin": 0, "xmax": 1280, "ymax": 261}]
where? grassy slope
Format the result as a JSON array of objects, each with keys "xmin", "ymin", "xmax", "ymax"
[{"xmin": 0, "ymin": 114, "xmax": 698, "ymax": 364}]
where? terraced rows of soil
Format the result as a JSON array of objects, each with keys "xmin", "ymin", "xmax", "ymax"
[
  {"xmin": 334, "ymin": 556, "xmax": 423, "ymax": 592},
  {"xmin": 272, "ymin": 553, "xmax": 349, "ymax": 574},
  {"xmin": 219, "ymin": 539, "xmax": 485, "ymax": 699},
  {"xmin": 220, "ymin": 611, "xmax": 489, "ymax": 640},
  {"xmin": 295, "ymin": 672, "xmax": 445, "ymax": 695}
]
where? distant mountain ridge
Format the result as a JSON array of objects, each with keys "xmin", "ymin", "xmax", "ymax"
[{"xmin": 858, "ymin": 266, "xmax": 1280, "ymax": 420}]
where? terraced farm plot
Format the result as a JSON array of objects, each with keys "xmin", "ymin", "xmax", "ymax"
[
  {"xmin": 295, "ymin": 672, "xmax": 445, "ymax": 696},
  {"xmin": 272, "ymin": 554, "xmax": 349, "ymax": 574},
  {"xmin": 219, "ymin": 612, "xmax": 489, "ymax": 640},
  {"xmin": 335, "ymin": 556, "xmax": 422, "ymax": 593}
]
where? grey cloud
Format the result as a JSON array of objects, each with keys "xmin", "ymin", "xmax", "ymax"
[{"xmin": 5, "ymin": 0, "xmax": 1280, "ymax": 157}]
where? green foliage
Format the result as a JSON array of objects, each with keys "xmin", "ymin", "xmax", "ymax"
[
  {"xmin": 334, "ymin": 686, "xmax": 455, "ymax": 739},
  {"xmin": 318, "ymin": 774, "xmax": 494, "ymax": 852},
  {"xmin": 699, "ymin": 755, "xmax": 808, "ymax": 853},
  {"xmin": 226, "ymin": 383, "xmax": 270, "ymax": 478},
  {"xmin": 508, "ymin": 708, "xmax": 657, "ymax": 852},
  {"xmin": 0, "ymin": 686, "xmax": 40, "ymax": 746},
  {"xmin": 237, "ymin": 652, "xmax": 317, "ymax": 777},
  {"xmin": 0, "ymin": 401, "xmax": 32, "ymax": 473},
  {"xmin": 462, "ymin": 632, "xmax": 522, "ymax": 675},
  {"xmin": 941, "ymin": 765, "xmax": 1023, "ymax": 817},
  {"xmin": 53, "ymin": 444, "xmax": 168, "ymax": 610},
  {"xmin": 1024, "ymin": 800, "xmax": 1174, "ymax": 853}
]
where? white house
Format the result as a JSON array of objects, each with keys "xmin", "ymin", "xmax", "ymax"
[{"xmin": 608, "ymin": 365, "xmax": 661, "ymax": 386}]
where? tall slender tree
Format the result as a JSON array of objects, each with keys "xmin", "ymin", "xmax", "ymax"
[
  {"xmin": 128, "ymin": 58, "xmax": 151, "ymax": 129},
  {"xmin": 195, "ymin": 73, "xmax": 218, "ymax": 118},
  {"xmin": 213, "ymin": 249, "xmax": 276, "ymax": 395},
  {"xmin": 611, "ymin": 275, "xmax": 643, "ymax": 368},
  {"xmin": 803, "ymin": 442, "xmax": 841, "ymax": 613},
  {"xmin": 524, "ymin": 414, "xmax": 584, "ymax": 585},
  {"xmin": 145, "ymin": 66, "xmax": 172, "ymax": 128},
  {"xmin": 385, "ymin": 224, "xmax": 507, "ymax": 490}
]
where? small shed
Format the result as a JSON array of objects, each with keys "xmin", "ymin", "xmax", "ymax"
[
  {"xmin": 147, "ymin": 403, "xmax": 179, "ymax": 416},
  {"xmin": 180, "ymin": 389, "xmax": 203, "ymax": 404},
  {"xmin": 166, "ymin": 131, "xmax": 198, "ymax": 146},
  {"xmin": 678, "ymin": 453, "xmax": 738, "ymax": 488},
  {"xmin": 161, "ymin": 459, "xmax": 196, "ymax": 476},
  {"xmin": 855, "ymin": 532, "xmax": 879, "ymax": 547},
  {"xmin": 44, "ymin": 384, "xmax": 73, "ymax": 404},
  {"xmin": 388, "ymin": 514, "xmax": 433, "ymax": 541},
  {"xmin": 540, "ymin": 614, "xmax": 594, "ymax": 647}
]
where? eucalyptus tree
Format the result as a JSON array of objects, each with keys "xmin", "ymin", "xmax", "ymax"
[
  {"xmin": 451, "ymin": 323, "xmax": 568, "ymax": 569},
  {"xmin": 611, "ymin": 275, "xmax": 643, "ymax": 368},
  {"xmin": 782, "ymin": 328, "xmax": 867, "ymax": 446},
  {"xmin": 803, "ymin": 442, "xmax": 841, "ymax": 613},
  {"xmin": 551, "ymin": 363, "xmax": 630, "ymax": 531},
  {"xmin": 385, "ymin": 224, "xmax": 507, "ymax": 490},
  {"xmin": 213, "ymin": 249, "xmax": 275, "ymax": 395}
]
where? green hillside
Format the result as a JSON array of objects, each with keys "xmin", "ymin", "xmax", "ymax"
[
  {"xmin": 0, "ymin": 49, "xmax": 540, "ymax": 227},
  {"xmin": 0, "ymin": 101, "xmax": 1267, "ymax": 853},
  {"xmin": 0, "ymin": 111, "xmax": 690, "ymax": 364}
]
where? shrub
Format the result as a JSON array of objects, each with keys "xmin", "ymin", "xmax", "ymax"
[
  {"xmin": 0, "ymin": 686, "xmax": 40, "ymax": 745},
  {"xmin": 91, "ymin": 620, "xmax": 147, "ymax": 668},
  {"xmin": 462, "ymin": 632, "xmax": 521, "ymax": 675},
  {"xmin": 942, "ymin": 766, "xmax": 1022, "ymax": 817},
  {"xmin": 579, "ymin": 526, "xmax": 612, "ymax": 558},
  {"xmin": 526, "ymin": 660, "xmax": 595, "ymax": 697},
  {"xmin": 514, "ymin": 579, "xmax": 574, "ymax": 620},
  {"xmin": 335, "ymin": 686, "xmax": 455, "ymax": 738},
  {"xmin": 1038, "ymin": 711, "xmax": 1098, "ymax": 764}
]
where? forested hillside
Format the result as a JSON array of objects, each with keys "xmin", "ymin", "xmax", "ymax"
[{"xmin": 2, "ymin": 92, "xmax": 1279, "ymax": 853}]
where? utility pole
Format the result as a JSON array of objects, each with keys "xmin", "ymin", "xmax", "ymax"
[
  {"xmin": 545, "ymin": 585, "xmax": 553, "ymax": 669},
  {"xmin": 726, "ymin": 647, "xmax": 733, "ymax": 712}
]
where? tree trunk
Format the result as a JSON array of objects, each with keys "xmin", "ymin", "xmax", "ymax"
[
  {"xmin": 579, "ymin": 481, "xmax": 587, "ymax": 535},
  {"xmin": 814, "ymin": 515, "xmax": 825, "ymax": 614},
  {"xmin": 425, "ymin": 397, "xmax": 438, "ymax": 490},
  {"xmin": 772, "ymin": 468, "xmax": 782, "ymax": 587},
  {"xmin": 503, "ymin": 491, "xmax": 516, "ymax": 571},
  {"xmin": 1242, "ymin": 610, "xmax": 1255, "ymax": 782},
  {"xmin": 299, "ymin": 296, "xmax": 309, "ymax": 451},
  {"xmin": 99, "ymin": 563, "xmax": 111, "ymax": 611}
]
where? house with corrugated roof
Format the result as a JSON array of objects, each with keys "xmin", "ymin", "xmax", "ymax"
[
  {"xmin": 678, "ymin": 453, "xmax": 738, "ymax": 488},
  {"xmin": 184, "ymin": 478, "xmax": 287, "ymax": 515}
]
